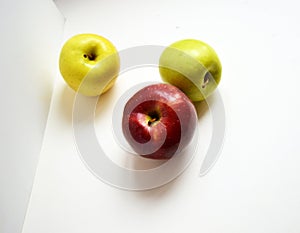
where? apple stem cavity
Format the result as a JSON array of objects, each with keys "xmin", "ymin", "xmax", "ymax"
[{"xmin": 148, "ymin": 111, "xmax": 160, "ymax": 126}]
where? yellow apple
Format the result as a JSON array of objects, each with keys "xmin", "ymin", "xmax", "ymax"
[
  {"xmin": 159, "ymin": 39, "xmax": 222, "ymax": 102},
  {"xmin": 59, "ymin": 33, "xmax": 120, "ymax": 96}
]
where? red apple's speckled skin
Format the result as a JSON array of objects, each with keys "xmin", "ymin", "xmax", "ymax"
[{"xmin": 122, "ymin": 83, "xmax": 197, "ymax": 160}]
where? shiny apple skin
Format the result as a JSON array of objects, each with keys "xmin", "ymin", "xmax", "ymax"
[
  {"xmin": 59, "ymin": 33, "xmax": 120, "ymax": 96},
  {"xmin": 159, "ymin": 39, "xmax": 222, "ymax": 101},
  {"xmin": 122, "ymin": 83, "xmax": 197, "ymax": 160}
]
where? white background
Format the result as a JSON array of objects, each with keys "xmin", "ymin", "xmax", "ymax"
[
  {"xmin": 0, "ymin": 0, "xmax": 64, "ymax": 233},
  {"xmin": 2, "ymin": 0, "xmax": 300, "ymax": 232}
]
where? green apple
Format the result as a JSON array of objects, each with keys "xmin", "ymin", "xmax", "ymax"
[
  {"xmin": 59, "ymin": 33, "xmax": 120, "ymax": 96},
  {"xmin": 159, "ymin": 39, "xmax": 222, "ymax": 101}
]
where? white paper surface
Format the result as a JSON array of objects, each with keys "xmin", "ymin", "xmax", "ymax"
[
  {"xmin": 0, "ymin": 0, "xmax": 64, "ymax": 233},
  {"xmin": 23, "ymin": 0, "xmax": 300, "ymax": 232}
]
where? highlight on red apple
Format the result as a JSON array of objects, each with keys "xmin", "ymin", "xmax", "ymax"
[{"xmin": 122, "ymin": 83, "xmax": 197, "ymax": 160}]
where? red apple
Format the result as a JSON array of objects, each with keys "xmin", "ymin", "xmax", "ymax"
[{"xmin": 122, "ymin": 83, "xmax": 197, "ymax": 160}]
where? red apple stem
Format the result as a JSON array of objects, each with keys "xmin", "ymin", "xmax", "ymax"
[
  {"xmin": 149, "ymin": 118, "xmax": 157, "ymax": 123},
  {"xmin": 148, "ymin": 118, "xmax": 157, "ymax": 126}
]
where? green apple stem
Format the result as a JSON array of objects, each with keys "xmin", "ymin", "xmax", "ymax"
[{"xmin": 202, "ymin": 72, "xmax": 210, "ymax": 88}]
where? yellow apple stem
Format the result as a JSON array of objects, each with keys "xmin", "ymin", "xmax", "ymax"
[{"xmin": 83, "ymin": 53, "xmax": 96, "ymax": 61}]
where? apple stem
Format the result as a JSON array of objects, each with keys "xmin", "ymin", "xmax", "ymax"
[
  {"xmin": 83, "ymin": 53, "xmax": 96, "ymax": 61},
  {"xmin": 202, "ymin": 72, "xmax": 210, "ymax": 88},
  {"xmin": 148, "ymin": 118, "xmax": 157, "ymax": 126}
]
